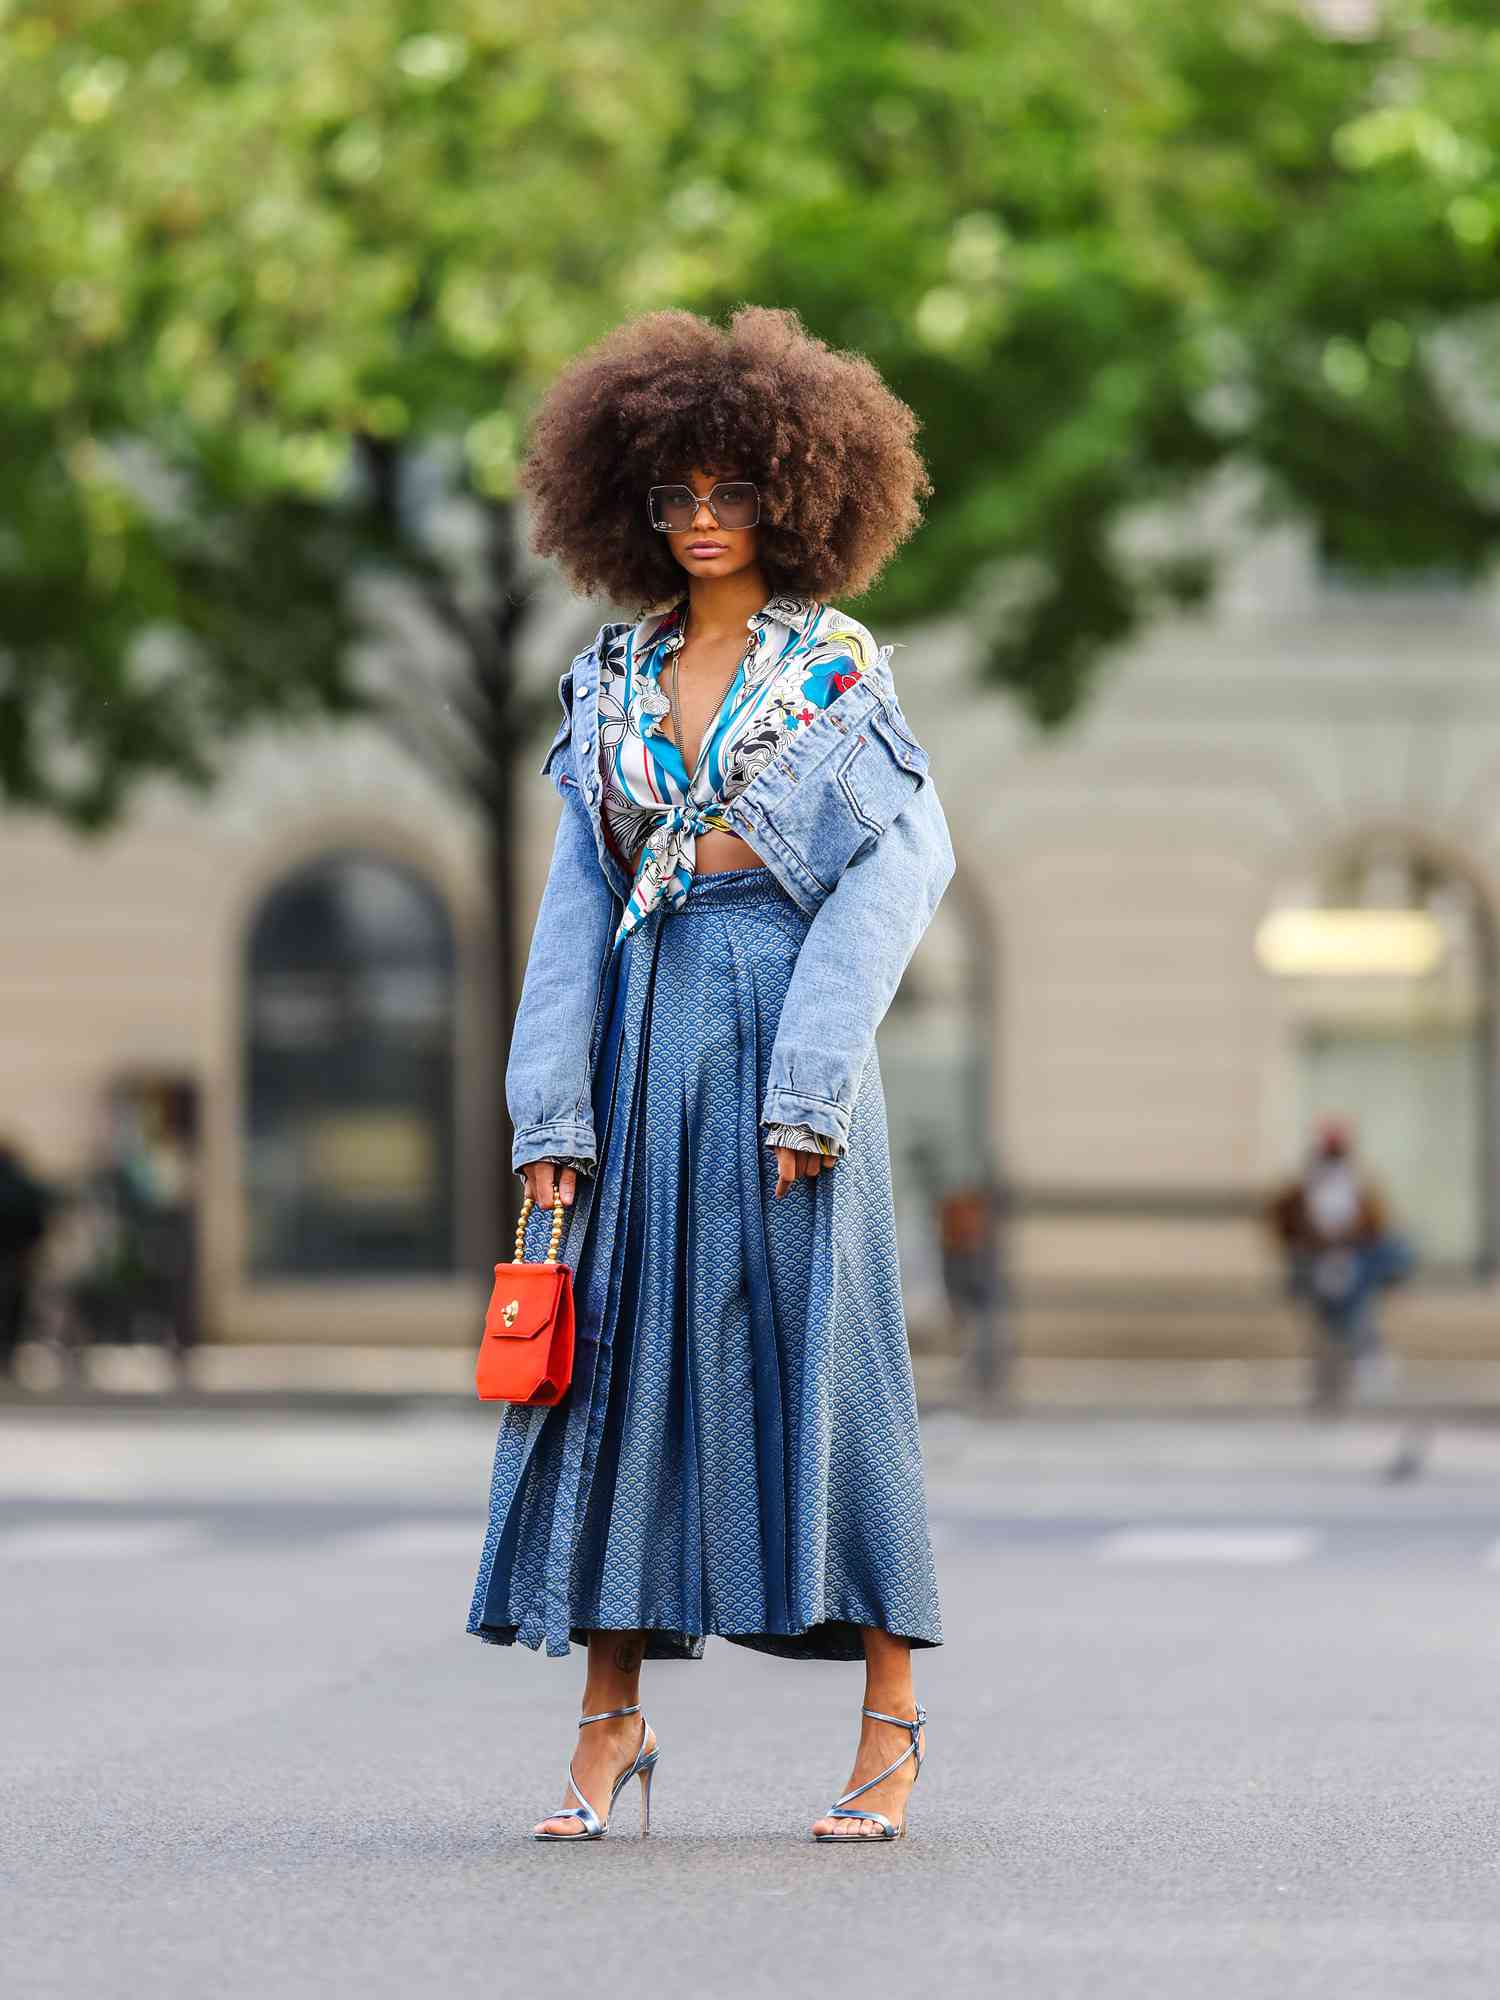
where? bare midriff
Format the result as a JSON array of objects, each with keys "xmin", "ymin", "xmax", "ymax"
[{"xmin": 695, "ymin": 828, "xmax": 768, "ymax": 873}]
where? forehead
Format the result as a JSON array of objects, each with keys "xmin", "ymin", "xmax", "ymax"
[{"xmin": 667, "ymin": 466, "xmax": 747, "ymax": 485}]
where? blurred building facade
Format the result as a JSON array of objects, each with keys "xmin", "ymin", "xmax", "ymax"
[
  {"xmin": 6, "ymin": 508, "xmax": 1500, "ymax": 1359},
  {"xmin": 916, "ymin": 502, "xmax": 1500, "ymax": 1361}
]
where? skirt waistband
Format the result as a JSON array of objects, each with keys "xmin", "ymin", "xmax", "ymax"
[{"xmin": 676, "ymin": 863, "xmax": 798, "ymax": 910}]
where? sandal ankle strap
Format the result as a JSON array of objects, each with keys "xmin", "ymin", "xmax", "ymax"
[
  {"xmin": 861, "ymin": 1702, "xmax": 926, "ymax": 1738},
  {"xmin": 579, "ymin": 1702, "xmax": 642, "ymax": 1726}
]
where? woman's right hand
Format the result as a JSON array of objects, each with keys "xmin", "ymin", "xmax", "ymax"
[{"xmin": 522, "ymin": 1159, "xmax": 578, "ymax": 1209}]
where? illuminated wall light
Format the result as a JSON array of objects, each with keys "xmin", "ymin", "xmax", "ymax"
[{"xmin": 1255, "ymin": 908, "xmax": 1447, "ymax": 978}]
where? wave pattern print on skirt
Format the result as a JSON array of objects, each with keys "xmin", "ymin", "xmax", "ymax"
[{"xmin": 467, "ymin": 864, "xmax": 943, "ymax": 1662}]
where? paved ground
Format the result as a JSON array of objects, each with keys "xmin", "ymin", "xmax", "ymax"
[{"xmin": 6, "ymin": 1405, "xmax": 1500, "ymax": 1997}]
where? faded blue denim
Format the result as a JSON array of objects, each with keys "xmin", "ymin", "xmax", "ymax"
[{"xmin": 507, "ymin": 622, "xmax": 957, "ymax": 1180}]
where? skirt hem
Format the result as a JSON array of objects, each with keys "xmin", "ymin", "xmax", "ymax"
[{"xmin": 466, "ymin": 1613, "xmax": 943, "ymax": 1665}]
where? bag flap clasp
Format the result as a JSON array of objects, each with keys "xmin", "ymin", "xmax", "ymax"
[{"xmin": 484, "ymin": 1262, "xmax": 567, "ymax": 1342}]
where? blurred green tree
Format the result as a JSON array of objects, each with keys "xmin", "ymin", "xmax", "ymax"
[
  {"xmin": 6, "ymin": 2, "xmax": 1499, "ymax": 783},
  {"xmin": 737, "ymin": 0, "xmax": 1500, "ymax": 721},
  {"xmin": 0, "ymin": 0, "xmax": 771, "ymax": 829},
  {"xmin": 1, "ymin": 0, "xmax": 790, "ymax": 1212}
]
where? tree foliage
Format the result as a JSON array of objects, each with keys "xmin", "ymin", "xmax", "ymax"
[
  {"xmin": 739, "ymin": 0, "xmax": 1500, "ymax": 719},
  {"xmin": 4, "ymin": 0, "xmax": 1500, "ymax": 825}
]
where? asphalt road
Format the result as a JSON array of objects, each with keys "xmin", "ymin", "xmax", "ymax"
[{"xmin": 5, "ymin": 1405, "xmax": 1500, "ymax": 1998}]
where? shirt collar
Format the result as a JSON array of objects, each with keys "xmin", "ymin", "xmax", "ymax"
[{"xmin": 634, "ymin": 591, "xmax": 821, "ymax": 655}]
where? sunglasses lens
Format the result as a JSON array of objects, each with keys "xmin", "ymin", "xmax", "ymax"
[
  {"xmin": 711, "ymin": 483, "xmax": 758, "ymax": 528},
  {"xmin": 650, "ymin": 486, "xmax": 698, "ymax": 531}
]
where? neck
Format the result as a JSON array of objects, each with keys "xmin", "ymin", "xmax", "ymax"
[{"xmin": 679, "ymin": 567, "xmax": 770, "ymax": 646}]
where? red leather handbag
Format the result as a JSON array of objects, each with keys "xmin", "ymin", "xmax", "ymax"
[{"xmin": 475, "ymin": 1189, "xmax": 576, "ymax": 1406}]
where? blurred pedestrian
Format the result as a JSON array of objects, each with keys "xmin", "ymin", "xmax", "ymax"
[
  {"xmin": 468, "ymin": 306, "xmax": 953, "ymax": 1844},
  {"xmin": 107, "ymin": 1083, "xmax": 201, "ymax": 1365},
  {"xmin": 938, "ymin": 1183, "xmax": 1005, "ymax": 1395},
  {"xmin": 1265, "ymin": 1116, "xmax": 1413, "ymax": 1404},
  {"xmin": 0, "ymin": 1137, "xmax": 54, "ymax": 1381}
]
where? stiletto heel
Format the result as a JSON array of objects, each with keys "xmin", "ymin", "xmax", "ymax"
[
  {"xmin": 530, "ymin": 1702, "xmax": 659, "ymax": 1842},
  {"xmin": 813, "ymin": 1702, "xmax": 926, "ymax": 1843}
]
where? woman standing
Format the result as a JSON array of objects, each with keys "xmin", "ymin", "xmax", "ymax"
[{"xmin": 467, "ymin": 305, "xmax": 956, "ymax": 1843}]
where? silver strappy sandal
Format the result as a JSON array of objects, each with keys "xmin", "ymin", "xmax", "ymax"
[
  {"xmin": 813, "ymin": 1702, "xmax": 926, "ymax": 1842},
  {"xmin": 530, "ymin": 1701, "xmax": 659, "ymax": 1841}
]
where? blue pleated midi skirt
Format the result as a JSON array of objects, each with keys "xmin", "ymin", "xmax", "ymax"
[{"xmin": 466, "ymin": 862, "xmax": 943, "ymax": 1663}]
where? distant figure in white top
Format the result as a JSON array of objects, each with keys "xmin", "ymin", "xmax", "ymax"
[{"xmin": 1265, "ymin": 1116, "xmax": 1413, "ymax": 1407}]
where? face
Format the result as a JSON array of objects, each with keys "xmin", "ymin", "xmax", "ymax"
[{"xmin": 655, "ymin": 466, "xmax": 762, "ymax": 581}]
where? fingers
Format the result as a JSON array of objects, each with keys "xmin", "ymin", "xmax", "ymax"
[
  {"xmin": 522, "ymin": 1161, "xmax": 576, "ymax": 1207},
  {"xmin": 773, "ymin": 1147, "xmax": 823, "ymax": 1199}
]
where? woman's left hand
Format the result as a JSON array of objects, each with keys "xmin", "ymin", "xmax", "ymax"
[{"xmin": 774, "ymin": 1146, "xmax": 825, "ymax": 1200}]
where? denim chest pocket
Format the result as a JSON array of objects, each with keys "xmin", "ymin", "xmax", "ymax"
[
  {"xmin": 839, "ymin": 704, "xmax": 928, "ymax": 832},
  {"xmin": 770, "ymin": 702, "xmax": 930, "ymax": 893}
]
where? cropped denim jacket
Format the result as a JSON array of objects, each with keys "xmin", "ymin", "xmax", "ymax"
[{"xmin": 507, "ymin": 618, "xmax": 957, "ymax": 1191}]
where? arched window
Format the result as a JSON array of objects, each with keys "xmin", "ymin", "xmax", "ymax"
[
  {"xmin": 244, "ymin": 853, "xmax": 457, "ymax": 1277},
  {"xmin": 1258, "ymin": 838, "xmax": 1495, "ymax": 1274}
]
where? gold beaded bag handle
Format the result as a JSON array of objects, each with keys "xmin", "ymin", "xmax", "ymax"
[
  {"xmin": 475, "ymin": 1187, "xmax": 576, "ymax": 1406},
  {"xmin": 511, "ymin": 1188, "xmax": 567, "ymax": 1264}
]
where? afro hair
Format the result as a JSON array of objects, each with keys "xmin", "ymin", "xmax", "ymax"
[{"xmin": 517, "ymin": 304, "xmax": 931, "ymax": 614}]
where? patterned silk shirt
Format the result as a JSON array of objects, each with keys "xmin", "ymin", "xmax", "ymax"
[{"xmin": 596, "ymin": 592, "xmax": 875, "ymax": 946}]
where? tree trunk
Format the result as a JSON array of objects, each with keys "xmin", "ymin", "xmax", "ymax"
[
  {"xmin": 481, "ymin": 497, "xmax": 529, "ymax": 1246},
  {"xmin": 357, "ymin": 435, "xmax": 532, "ymax": 1258}
]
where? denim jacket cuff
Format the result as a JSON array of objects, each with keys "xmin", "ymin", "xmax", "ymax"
[
  {"xmin": 758, "ymin": 1089, "xmax": 851, "ymax": 1154},
  {"xmin": 512, "ymin": 1119, "xmax": 598, "ymax": 1176}
]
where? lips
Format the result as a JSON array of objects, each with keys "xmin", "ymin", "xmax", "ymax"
[{"xmin": 687, "ymin": 542, "xmax": 726, "ymax": 554}]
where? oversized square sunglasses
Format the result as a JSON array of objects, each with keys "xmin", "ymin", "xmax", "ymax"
[{"xmin": 647, "ymin": 481, "xmax": 761, "ymax": 533}]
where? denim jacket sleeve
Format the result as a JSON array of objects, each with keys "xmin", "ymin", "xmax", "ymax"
[
  {"xmin": 757, "ymin": 739, "xmax": 956, "ymax": 1156},
  {"xmin": 507, "ymin": 671, "xmax": 620, "ymax": 1180}
]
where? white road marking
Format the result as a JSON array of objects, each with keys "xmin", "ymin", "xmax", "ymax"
[
  {"xmin": 1095, "ymin": 1528, "xmax": 1318, "ymax": 1565},
  {"xmin": 331, "ymin": 1521, "xmax": 482, "ymax": 1559},
  {"xmin": 0, "ymin": 1521, "xmax": 210, "ymax": 1561}
]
